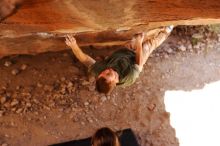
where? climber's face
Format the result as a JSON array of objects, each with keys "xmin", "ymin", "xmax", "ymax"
[
  {"xmin": 95, "ymin": 68, "xmax": 119, "ymax": 94},
  {"xmin": 98, "ymin": 68, "xmax": 119, "ymax": 84}
]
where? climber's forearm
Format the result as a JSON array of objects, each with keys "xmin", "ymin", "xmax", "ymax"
[
  {"xmin": 70, "ymin": 44, "xmax": 96, "ymax": 68},
  {"xmin": 65, "ymin": 34, "xmax": 96, "ymax": 68}
]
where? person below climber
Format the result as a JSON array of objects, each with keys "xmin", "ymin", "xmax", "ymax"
[
  {"xmin": 91, "ymin": 127, "xmax": 121, "ymax": 146},
  {"xmin": 65, "ymin": 25, "xmax": 174, "ymax": 94}
]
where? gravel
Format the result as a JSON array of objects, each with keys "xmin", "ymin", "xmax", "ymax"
[{"xmin": 1, "ymin": 143, "xmax": 8, "ymax": 146}]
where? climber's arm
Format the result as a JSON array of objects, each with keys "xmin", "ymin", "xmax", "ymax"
[{"xmin": 65, "ymin": 35, "xmax": 96, "ymax": 68}]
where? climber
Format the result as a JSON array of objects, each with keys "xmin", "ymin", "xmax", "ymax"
[{"xmin": 65, "ymin": 25, "xmax": 174, "ymax": 94}]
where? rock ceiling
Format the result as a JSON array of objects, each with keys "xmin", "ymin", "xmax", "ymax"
[{"xmin": 0, "ymin": 0, "xmax": 220, "ymax": 57}]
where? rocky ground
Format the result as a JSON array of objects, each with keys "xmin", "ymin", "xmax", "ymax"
[{"xmin": 0, "ymin": 26, "xmax": 220, "ymax": 146}]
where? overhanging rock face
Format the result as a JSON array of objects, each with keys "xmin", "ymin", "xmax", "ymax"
[{"xmin": 1, "ymin": 0, "xmax": 220, "ymax": 57}]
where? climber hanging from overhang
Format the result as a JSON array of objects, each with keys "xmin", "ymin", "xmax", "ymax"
[{"xmin": 65, "ymin": 25, "xmax": 174, "ymax": 94}]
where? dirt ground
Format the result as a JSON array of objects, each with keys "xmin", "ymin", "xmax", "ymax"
[{"xmin": 0, "ymin": 26, "xmax": 220, "ymax": 146}]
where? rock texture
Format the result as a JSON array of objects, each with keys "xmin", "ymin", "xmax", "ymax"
[
  {"xmin": 1, "ymin": 0, "xmax": 220, "ymax": 57},
  {"xmin": 0, "ymin": 0, "xmax": 24, "ymax": 21}
]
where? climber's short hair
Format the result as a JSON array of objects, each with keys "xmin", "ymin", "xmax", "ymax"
[{"xmin": 96, "ymin": 77, "xmax": 116, "ymax": 94}]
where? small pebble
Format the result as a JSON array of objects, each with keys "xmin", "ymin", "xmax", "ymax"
[
  {"xmin": 84, "ymin": 102, "xmax": 89, "ymax": 106},
  {"xmin": 147, "ymin": 104, "xmax": 156, "ymax": 111},
  {"xmin": 3, "ymin": 102, "xmax": 10, "ymax": 108},
  {"xmin": 81, "ymin": 80, "xmax": 90, "ymax": 86},
  {"xmin": 2, "ymin": 143, "xmax": 8, "ymax": 146},
  {"xmin": 0, "ymin": 110, "xmax": 4, "ymax": 117},
  {"xmin": 69, "ymin": 114, "xmax": 74, "ymax": 119},
  {"xmin": 44, "ymin": 85, "xmax": 53, "ymax": 92},
  {"xmin": 11, "ymin": 99, "xmax": 19, "ymax": 106},
  {"xmin": 107, "ymin": 95, "xmax": 111, "ymax": 100},
  {"xmin": 26, "ymin": 102, "xmax": 32, "ymax": 107},
  {"xmin": 20, "ymin": 64, "xmax": 28, "ymax": 70},
  {"xmin": 164, "ymin": 54, "xmax": 169, "ymax": 59},
  {"xmin": 16, "ymin": 108, "xmax": 23, "ymax": 114},
  {"xmin": 88, "ymin": 76, "xmax": 95, "ymax": 83},
  {"xmin": 6, "ymin": 92, "xmax": 11, "ymax": 97},
  {"xmin": 100, "ymin": 96, "xmax": 107, "ymax": 102},
  {"xmin": 0, "ymin": 96, "xmax": 7, "ymax": 104},
  {"xmin": 16, "ymin": 86, "xmax": 20, "ymax": 90},
  {"xmin": 37, "ymin": 83, "xmax": 43, "ymax": 88},
  {"xmin": 87, "ymin": 117, "xmax": 93, "ymax": 123},
  {"xmin": 11, "ymin": 107, "xmax": 17, "ymax": 111},
  {"xmin": 187, "ymin": 43, "xmax": 193, "ymax": 49},
  {"xmin": 192, "ymin": 33, "xmax": 203, "ymax": 39},
  {"xmin": 4, "ymin": 61, "xmax": 12, "ymax": 67},
  {"xmin": 57, "ymin": 114, "xmax": 62, "ymax": 118},
  {"xmin": 73, "ymin": 117, "xmax": 79, "ymax": 122},
  {"xmin": 81, "ymin": 121, "xmax": 85, "ymax": 125},
  {"xmin": 67, "ymin": 82, "xmax": 73, "ymax": 88},
  {"xmin": 0, "ymin": 89, "xmax": 5, "ymax": 94},
  {"xmin": 178, "ymin": 45, "xmax": 186, "ymax": 52},
  {"xmin": 58, "ymin": 108, "xmax": 64, "ymax": 112},
  {"xmin": 89, "ymin": 86, "xmax": 96, "ymax": 91},
  {"xmin": 166, "ymin": 48, "xmax": 173, "ymax": 54},
  {"xmin": 61, "ymin": 77, "xmax": 66, "ymax": 82},
  {"xmin": 11, "ymin": 69, "xmax": 19, "ymax": 75}
]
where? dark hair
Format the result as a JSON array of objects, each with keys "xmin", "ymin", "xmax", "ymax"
[
  {"xmin": 91, "ymin": 127, "xmax": 120, "ymax": 146},
  {"xmin": 96, "ymin": 77, "xmax": 115, "ymax": 94}
]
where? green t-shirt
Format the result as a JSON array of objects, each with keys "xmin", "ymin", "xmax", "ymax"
[{"xmin": 89, "ymin": 49, "xmax": 141, "ymax": 87}]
